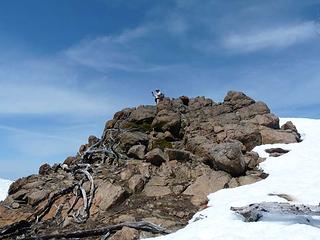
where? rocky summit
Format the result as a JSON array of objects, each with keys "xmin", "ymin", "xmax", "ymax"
[{"xmin": 0, "ymin": 91, "xmax": 301, "ymax": 239}]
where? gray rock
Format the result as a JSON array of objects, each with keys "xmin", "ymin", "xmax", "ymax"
[
  {"xmin": 129, "ymin": 105, "xmax": 157, "ymax": 124},
  {"xmin": 93, "ymin": 181, "xmax": 127, "ymax": 211},
  {"xmin": 119, "ymin": 131, "xmax": 149, "ymax": 152},
  {"xmin": 109, "ymin": 226, "xmax": 139, "ymax": 240},
  {"xmin": 152, "ymin": 110, "xmax": 181, "ymax": 136},
  {"xmin": 127, "ymin": 145, "xmax": 146, "ymax": 159},
  {"xmin": 209, "ymin": 141, "xmax": 246, "ymax": 177},
  {"xmin": 145, "ymin": 148, "xmax": 166, "ymax": 166},
  {"xmin": 128, "ymin": 175, "xmax": 145, "ymax": 193},
  {"xmin": 183, "ymin": 171, "xmax": 231, "ymax": 206},
  {"xmin": 260, "ymin": 127, "xmax": 299, "ymax": 144}
]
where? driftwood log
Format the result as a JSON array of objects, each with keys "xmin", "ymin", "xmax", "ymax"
[
  {"xmin": 24, "ymin": 221, "xmax": 168, "ymax": 240},
  {"xmin": 231, "ymin": 202, "xmax": 320, "ymax": 228}
]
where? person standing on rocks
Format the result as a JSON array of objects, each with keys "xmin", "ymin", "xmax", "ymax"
[{"xmin": 152, "ymin": 89, "xmax": 164, "ymax": 104}]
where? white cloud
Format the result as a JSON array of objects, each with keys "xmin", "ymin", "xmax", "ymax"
[
  {"xmin": 65, "ymin": 25, "xmax": 169, "ymax": 72},
  {"xmin": 222, "ymin": 21, "xmax": 317, "ymax": 53}
]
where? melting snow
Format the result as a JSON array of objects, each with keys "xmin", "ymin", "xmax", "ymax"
[{"xmin": 149, "ymin": 118, "xmax": 320, "ymax": 240}]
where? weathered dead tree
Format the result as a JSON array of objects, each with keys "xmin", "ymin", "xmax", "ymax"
[
  {"xmin": 79, "ymin": 126, "xmax": 129, "ymax": 166},
  {"xmin": 231, "ymin": 202, "xmax": 320, "ymax": 228},
  {"xmin": 26, "ymin": 221, "xmax": 170, "ymax": 239}
]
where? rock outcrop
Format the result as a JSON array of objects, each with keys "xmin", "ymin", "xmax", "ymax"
[{"xmin": 0, "ymin": 91, "xmax": 301, "ymax": 239}]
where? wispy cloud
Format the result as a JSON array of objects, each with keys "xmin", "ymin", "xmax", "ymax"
[
  {"xmin": 65, "ymin": 25, "xmax": 171, "ymax": 72},
  {"xmin": 222, "ymin": 21, "xmax": 317, "ymax": 53}
]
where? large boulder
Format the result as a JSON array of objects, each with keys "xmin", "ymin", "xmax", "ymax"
[
  {"xmin": 224, "ymin": 91, "xmax": 255, "ymax": 109},
  {"xmin": 183, "ymin": 171, "xmax": 231, "ymax": 206},
  {"xmin": 119, "ymin": 131, "xmax": 149, "ymax": 152},
  {"xmin": 127, "ymin": 145, "xmax": 146, "ymax": 160},
  {"xmin": 93, "ymin": 182, "xmax": 127, "ymax": 211},
  {"xmin": 260, "ymin": 127, "xmax": 299, "ymax": 144},
  {"xmin": 209, "ymin": 141, "xmax": 246, "ymax": 177},
  {"xmin": 145, "ymin": 148, "xmax": 166, "ymax": 166},
  {"xmin": 129, "ymin": 105, "xmax": 157, "ymax": 124},
  {"xmin": 152, "ymin": 110, "xmax": 181, "ymax": 136},
  {"xmin": 109, "ymin": 227, "xmax": 139, "ymax": 240}
]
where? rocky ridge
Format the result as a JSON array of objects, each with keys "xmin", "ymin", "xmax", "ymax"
[{"xmin": 0, "ymin": 91, "xmax": 300, "ymax": 239}]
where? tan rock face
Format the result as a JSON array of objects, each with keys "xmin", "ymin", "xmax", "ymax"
[
  {"xmin": 183, "ymin": 171, "xmax": 231, "ymax": 206},
  {"xmin": 109, "ymin": 226, "xmax": 139, "ymax": 240},
  {"xmin": 260, "ymin": 128, "xmax": 299, "ymax": 144},
  {"xmin": 93, "ymin": 181, "xmax": 127, "ymax": 211}
]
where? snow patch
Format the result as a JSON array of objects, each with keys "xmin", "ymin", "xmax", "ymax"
[
  {"xmin": 0, "ymin": 178, "xmax": 12, "ymax": 201},
  {"xmin": 149, "ymin": 118, "xmax": 320, "ymax": 240}
]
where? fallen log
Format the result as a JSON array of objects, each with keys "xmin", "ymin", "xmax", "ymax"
[
  {"xmin": 25, "ymin": 221, "xmax": 170, "ymax": 239},
  {"xmin": 231, "ymin": 202, "xmax": 320, "ymax": 228}
]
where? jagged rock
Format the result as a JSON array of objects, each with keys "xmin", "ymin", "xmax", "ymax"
[
  {"xmin": 38, "ymin": 163, "xmax": 51, "ymax": 175},
  {"xmin": 27, "ymin": 190, "xmax": 50, "ymax": 206},
  {"xmin": 128, "ymin": 175, "xmax": 145, "ymax": 193},
  {"xmin": 129, "ymin": 105, "xmax": 157, "ymax": 124},
  {"xmin": 145, "ymin": 148, "xmax": 166, "ymax": 166},
  {"xmin": 93, "ymin": 181, "xmax": 127, "ymax": 211},
  {"xmin": 152, "ymin": 110, "xmax": 181, "ymax": 136},
  {"xmin": 127, "ymin": 145, "xmax": 146, "ymax": 160},
  {"xmin": 224, "ymin": 91, "xmax": 255, "ymax": 109},
  {"xmin": 109, "ymin": 226, "xmax": 139, "ymax": 240},
  {"xmin": 88, "ymin": 135, "xmax": 99, "ymax": 146},
  {"xmin": 119, "ymin": 131, "xmax": 149, "ymax": 152},
  {"xmin": 208, "ymin": 141, "xmax": 246, "ymax": 177},
  {"xmin": 63, "ymin": 156, "xmax": 78, "ymax": 166},
  {"xmin": 189, "ymin": 96, "xmax": 214, "ymax": 110},
  {"xmin": 164, "ymin": 148, "xmax": 191, "ymax": 162},
  {"xmin": 243, "ymin": 151, "xmax": 260, "ymax": 169},
  {"xmin": 183, "ymin": 171, "xmax": 231, "ymax": 206},
  {"xmin": 249, "ymin": 113, "xmax": 279, "ymax": 129},
  {"xmin": 8, "ymin": 178, "xmax": 26, "ymax": 195},
  {"xmin": 260, "ymin": 127, "xmax": 299, "ymax": 144},
  {"xmin": 281, "ymin": 121, "xmax": 300, "ymax": 138}
]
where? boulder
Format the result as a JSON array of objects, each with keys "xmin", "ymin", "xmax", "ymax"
[
  {"xmin": 260, "ymin": 127, "xmax": 299, "ymax": 144},
  {"xmin": 243, "ymin": 151, "xmax": 260, "ymax": 169},
  {"xmin": 119, "ymin": 131, "xmax": 149, "ymax": 152},
  {"xmin": 224, "ymin": 91, "xmax": 255, "ymax": 109},
  {"xmin": 281, "ymin": 121, "xmax": 300, "ymax": 138},
  {"xmin": 152, "ymin": 110, "xmax": 181, "ymax": 136},
  {"xmin": 127, "ymin": 145, "xmax": 146, "ymax": 160},
  {"xmin": 88, "ymin": 135, "xmax": 99, "ymax": 147},
  {"xmin": 38, "ymin": 163, "xmax": 51, "ymax": 175},
  {"xmin": 129, "ymin": 105, "xmax": 156, "ymax": 124},
  {"xmin": 27, "ymin": 190, "xmax": 50, "ymax": 206},
  {"xmin": 93, "ymin": 181, "xmax": 127, "ymax": 211},
  {"xmin": 145, "ymin": 148, "xmax": 166, "ymax": 166},
  {"xmin": 63, "ymin": 156, "xmax": 78, "ymax": 166},
  {"xmin": 109, "ymin": 226, "xmax": 139, "ymax": 240},
  {"xmin": 183, "ymin": 171, "xmax": 231, "ymax": 206},
  {"xmin": 209, "ymin": 141, "xmax": 246, "ymax": 177}
]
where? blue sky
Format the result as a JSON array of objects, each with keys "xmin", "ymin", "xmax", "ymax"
[{"xmin": 0, "ymin": 0, "xmax": 319, "ymax": 179}]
